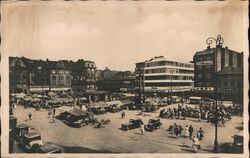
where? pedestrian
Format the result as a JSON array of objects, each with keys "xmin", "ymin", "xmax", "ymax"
[
  {"xmin": 192, "ymin": 136, "xmax": 200, "ymax": 153},
  {"xmin": 140, "ymin": 125, "xmax": 145, "ymax": 135},
  {"xmin": 189, "ymin": 125, "xmax": 194, "ymax": 138},
  {"xmin": 48, "ymin": 109, "xmax": 51, "ymax": 118},
  {"xmin": 174, "ymin": 125, "xmax": 179, "ymax": 138},
  {"xmin": 52, "ymin": 113, "xmax": 55, "ymax": 123},
  {"xmin": 197, "ymin": 127, "xmax": 204, "ymax": 140},
  {"xmin": 178, "ymin": 125, "xmax": 183, "ymax": 136},
  {"xmin": 198, "ymin": 112, "xmax": 201, "ymax": 122},
  {"xmin": 28, "ymin": 112, "xmax": 32, "ymax": 120},
  {"xmin": 53, "ymin": 108, "xmax": 56, "ymax": 115},
  {"xmin": 121, "ymin": 111, "xmax": 125, "ymax": 119},
  {"xmin": 185, "ymin": 125, "xmax": 189, "ymax": 138}
]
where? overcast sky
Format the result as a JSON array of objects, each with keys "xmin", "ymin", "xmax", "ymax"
[{"xmin": 2, "ymin": 1, "xmax": 248, "ymax": 71}]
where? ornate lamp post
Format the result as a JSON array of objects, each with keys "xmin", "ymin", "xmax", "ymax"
[{"xmin": 206, "ymin": 34, "xmax": 224, "ymax": 153}]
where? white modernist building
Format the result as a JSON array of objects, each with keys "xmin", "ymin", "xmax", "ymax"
[{"xmin": 135, "ymin": 56, "xmax": 194, "ymax": 94}]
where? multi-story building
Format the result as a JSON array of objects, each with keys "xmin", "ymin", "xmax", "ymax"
[
  {"xmin": 71, "ymin": 59, "xmax": 96, "ymax": 92},
  {"xmin": 193, "ymin": 45, "xmax": 243, "ymax": 103},
  {"xmin": 50, "ymin": 61, "xmax": 72, "ymax": 92},
  {"xmin": 9, "ymin": 57, "xmax": 97, "ymax": 93},
  {"xmin": 96, "ymin": 69, "xmax": 135, "ymax": 93},
  {"xmin": 9, "ymin": 57, "xmax": 29, "ymax": 93},
  {"xmin": 23, "ymin": 58, "xmax": 51, "ymax": 92},
  {"xmin": 135, "ymin": 56, "xmax": 194, "ymax": 98}
]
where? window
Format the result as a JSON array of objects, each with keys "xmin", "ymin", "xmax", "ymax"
[
  {"xmin": 52, "ymin": 70, "xmax": 56, "ymax": 74},
  {"xmin": 38, "ymin": 66, "xmax": 42, "ymax": 70},
  {"xmin": 52, "ymin": 76, "xmax": 57, "ymax": 85},
  {"xmin": 198, "ymin": 66, "xmax": 202, "ymax": 70},
  {"xmin": 206, "ymin": 74, "xmax": 211, "ymax": 79},
  {"xmin": 198, "ymin": 74, "xmax": 202, "ymax": 79},
  {"xmin": 58, "ymin": 76, "xmax": 64, "ymax": 85},
  {"xmin": 224, "ymin": 81, "xmax": 228, "ymax": 87},
  {"xmin": 66, "ymin": 76, "xmax": 70, "ymax": 85},
  {"xmin": 231, "ymin": 81, "xmax": 235, "ymax": 86}
]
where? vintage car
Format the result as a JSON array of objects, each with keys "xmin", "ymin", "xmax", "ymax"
[
  {"xmin": 21, "ymin": 132, "xmax": 43, "ymax": 152},
  {"xmin": 90, "ymin": 107, "xmax": 106, "ymax": 115},
  {"xmin": 232, "ymin": 131, "xmax": 243, "ymax": 152},
  {"xmin": 56, "ymin": 111, "xmax": 72, "ymax": 121},
  {"xmin": 144, "ymin": 119, "xmax": 162, "ymax": 131},
  {"xmin": 58, "ymin": 109, "xmax": 95, "ymax": 128},
  {"xmin": 105, "ymin": 104, "xmax": 122, "ymax": 113},
  {"xmin": 121, "ymin": 119, "xmax": 143, "ymax": 130},
  {"xmin": 15, "ymin": 123, "xmax": 29, "ymax": 141},
  {"xmin": 9, "ymin": 115, "xmax": 17, "ymax": 131},
  {"xmin": 39, "ymin": 144, "xmax": 64, "ymax": 153},
  {"xmin": 141, "ymin": 103, "xmax": 159, "ymax": 112}
]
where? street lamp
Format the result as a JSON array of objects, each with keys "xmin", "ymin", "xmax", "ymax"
[{"xmin": 206, "ymin": 34, "xmax": 224, "ymax": 153}]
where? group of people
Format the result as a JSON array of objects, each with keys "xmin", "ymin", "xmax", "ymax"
[
  {"xmin": 170, "ymin": 123, "xmax": 205, "ymax": 141},
  {"xmin": 159, "ymin": 102, "xmax": 232, "ymax": 127}
]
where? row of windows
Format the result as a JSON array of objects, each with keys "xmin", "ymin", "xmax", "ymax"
[
  {"xmin": 144, "ymin": 68, "xmax": 194, "ymax": 74},
  {"xmin": 197, "ymin": 74, "xmax": 212, "ymax": 79},
  {"xmin": 196, "ymin": 82, "xmax": 213, "ymax": 87},
  {"xmin": 145, "ymin": 61, "xmax": 194, "ymax": 68},
  {"xmin": 145, "ymin": 82, "xmax": 193, "ymax": 87},
  {"xmin": 196, "ymin": 65, "xmax": 213, "ymax": 70},
  {"xmin": 143, "ymin": 75, "xmax": 193, "ymax": 80},
  {"xmin": 51, "ymin": 70, "xmax": 70, "ymax": 75},
  {"xmin": 195, "ymin": 56, "xmax": 213, "ymax": 62},
  {"xmin": 51, "ymin": 75, "xmax": 71, "ymax": 85}
]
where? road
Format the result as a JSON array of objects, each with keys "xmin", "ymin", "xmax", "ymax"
[{"xmin": 11, "ymin": 103, "xmax": 243, "ymax": 153}]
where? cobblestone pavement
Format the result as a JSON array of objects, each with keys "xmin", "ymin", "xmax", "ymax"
[{"xmin": 11, "ymin": 103, "xmax": 243, "ymax": 153}]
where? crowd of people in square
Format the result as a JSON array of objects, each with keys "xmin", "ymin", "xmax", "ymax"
[{"xmin": 159, "ymin": 100, "xmax": 242, "ymax": 127}]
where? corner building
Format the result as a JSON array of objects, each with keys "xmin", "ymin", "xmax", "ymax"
[
  {"xmin": 193, "ymin": 46, "xmax": 243, "ymax": 104},
  {"xmin": 135, "ymin": 56, "xmax": 194, "ymax": 97}
]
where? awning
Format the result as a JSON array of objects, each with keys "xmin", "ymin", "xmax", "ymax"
[
  {"xmin": 89, "ymin": 101, "xmax": 107, "ymax": 107},
  {"xmin": 15, "ymin": 92, "xmax": 26, "ymax": 99},
  {"xmin": 105, "ymin": 100, "xmax": 124, "ymax": 106},
  {"xmin": 67, "ymin": 109, "xmax": 88, "ymax": 117}
]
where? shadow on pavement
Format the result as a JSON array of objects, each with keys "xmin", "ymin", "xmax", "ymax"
[
  {"xmin": 59, "ymin": 145, "xmax": 114, "ymax": 153},
  {"xmin": 180, "ymin": 147, "xmax": 194, "ymax": 153}
]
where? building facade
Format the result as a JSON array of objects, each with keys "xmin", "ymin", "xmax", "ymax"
[
  {"xmin": 71, "ymin": 59, "xmax": 96, "ymax": 92},
  {"xmin": 135, "ymin": 56, "xmax": 194, "ymax": 98},
  {"xmin": 193, "ymin": 46, "xmax": 243, "ymax": 103},
  {"xmin": 96, "ymin": 68, "xmax": 135, "ymax": 93},
  {"xmin": 50, "ymin": 61, "xmax": 72, "ymax": 92},
  {"xmin": 9, "ymin": 57, "xmax": 29, "ymax": 93},
  {"xmin": 9, "ymin": 57, "xmax": 97, "ymax": 93}
]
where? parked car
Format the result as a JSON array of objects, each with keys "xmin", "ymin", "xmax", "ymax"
[
  {"xmin": 89, "ymin": 107, "xmax": 106, "ymax": 115},
  {"xmin": 121, "ymin": 119, "xmax": 143, "ymax": 130},
  {"xmin": 56, "ymin": 111, "xmax": 72, "ymax": 121},
  {"xmin": 105, "ymin": 104, "xmax": 122, "ymax": 113},
  {"xmin": 171, "ymin": 96, "xmax": 181, "ymax": 103},
  {"xmin": 15, "ymin": 123, "xmax": 29, "ymax": 141},
  {"xmin": 231, "ymin": 131, "xmax": 243, "ymax": 152},
  {"xmin": 9, "ymin": 115, "xmax": 17, "ymax": 131},
  {"xmin": 21, "ymin": 132, "xmax": 43, "ymax": 152},
  {"xmin": 58, "ymin": 109, "xmax": 95, "ymax": 128},
  {"xmin": 144, "ymin": 119, "xmax": 162, "ymax": 131},
  {"xmin": 141, "ymin": 103, "xmax": 159, "ymax": 112},
  {"xmin": 189, "ymin": 97, "xmax": 201, "ymax": 104},
  {"xmin": 39, "ymin": 144, "xmax": 64, "ymax": 153}
]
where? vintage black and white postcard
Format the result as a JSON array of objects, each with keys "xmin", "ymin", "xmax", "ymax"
[{"xmin": 1, "ymin": 0, "xmax": 249, "ymax": 158}]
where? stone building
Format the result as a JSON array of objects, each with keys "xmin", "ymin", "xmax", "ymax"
[{"xmin": 193, "ymin": 45, "xmax": 243, "ymax": 103}]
